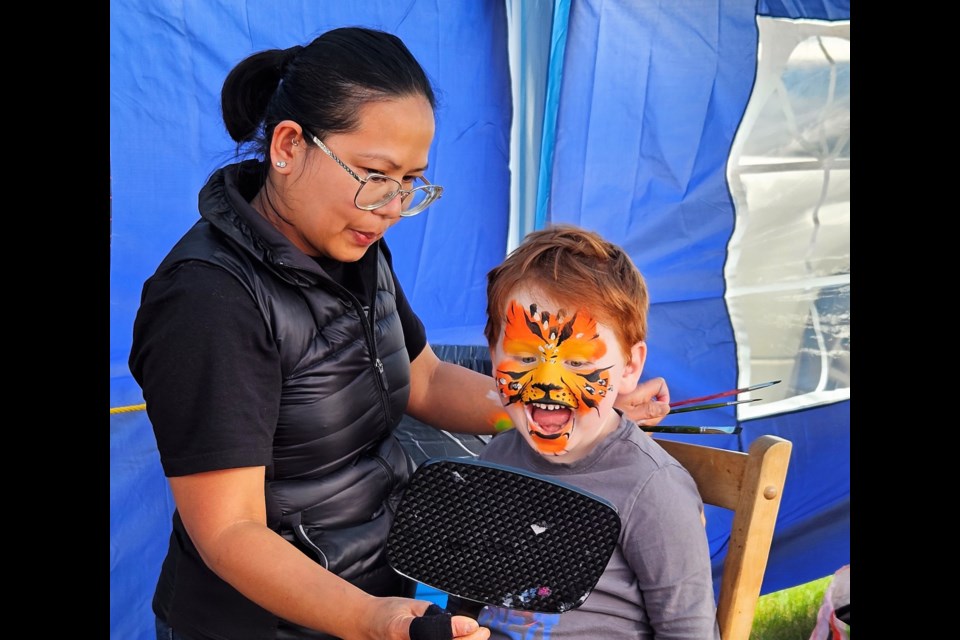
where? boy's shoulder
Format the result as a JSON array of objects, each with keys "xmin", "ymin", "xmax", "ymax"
[
  {"xmin": 478, "ymin": 426, "xmax": 522, "ymax": 459},
  {"xmin": 602, "ymin": 418, "xmax": 685, "ymax": 468}
]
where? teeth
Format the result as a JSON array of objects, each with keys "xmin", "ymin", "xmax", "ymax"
[{"xmin": 531, "ymin": 402, "xmax": 564, "ymax": 410}]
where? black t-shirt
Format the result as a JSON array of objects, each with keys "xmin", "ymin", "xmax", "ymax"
[{"xmin": 130, "ymin": 253, "xmax": 427, "ymax": 478}]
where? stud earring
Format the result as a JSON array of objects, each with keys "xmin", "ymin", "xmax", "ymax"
[
  {"xmin": 291, "ymin": 139, "xmax": 299, "ymax": 146},
  {"xmin": 276, "ymin": 161, "xmax": 287, "ymax": 168}
]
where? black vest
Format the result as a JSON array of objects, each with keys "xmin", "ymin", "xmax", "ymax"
[{"xmin": 156, "ymin": 162, "xmax": 416, "ymax": 638}]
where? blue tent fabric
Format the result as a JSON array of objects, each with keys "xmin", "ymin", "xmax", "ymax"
[
  {"xmin": 543, "ymin": 0, "xmax": 849, "ymax": 593},
  {"xmin": 760, "ymin": 0, "xmax": 851, "ymax": 20},
  {"xmin": 547, "ymin": 0, "xmax": 758, "ymax": 426},
  {"xmin": 111, "ymin": 1, "xmax": 849, "ymax": 638},
  {"xmin": 109, "ymin": 1, "xmax": 511, "ymax": 365},
  {"xmin": 110, "ymin": 3, "xmax": 510, "ymax": 639}
]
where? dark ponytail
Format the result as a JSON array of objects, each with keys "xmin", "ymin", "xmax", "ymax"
[
  {"xmin": 220, "ymin": 48, "xmax": 286, "ymax": 143},
  {"xmin": 220, "ymin": 27, "xmax": 437, "ymax": 160}
]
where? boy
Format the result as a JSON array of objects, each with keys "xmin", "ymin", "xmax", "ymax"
[{"xmin": 475, "ymin": 224, "xmax": 720, "ymax": 639}]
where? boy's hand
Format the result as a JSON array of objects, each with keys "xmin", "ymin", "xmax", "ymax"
[{"xmin": 615, "ymin": 377, "xmax": 670, "ymax": 427}]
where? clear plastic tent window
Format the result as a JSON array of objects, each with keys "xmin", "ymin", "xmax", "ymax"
[{"xmin": 726, "ymin": 17, "xmax": 850, "ymax": 420}]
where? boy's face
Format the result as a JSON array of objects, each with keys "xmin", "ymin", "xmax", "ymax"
[{"xmin": 490, "ymin": 287, "xmax": 645, "ymax": 462}]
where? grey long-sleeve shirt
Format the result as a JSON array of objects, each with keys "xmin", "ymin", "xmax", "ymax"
[{"xmin": 476, "ymin": 414, "xmax": 721, "ymax": 640}]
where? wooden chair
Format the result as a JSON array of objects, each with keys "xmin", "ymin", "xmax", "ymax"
[{"xmin": 655, "ymin": 434, "xmax": 792, "ymax": 640}]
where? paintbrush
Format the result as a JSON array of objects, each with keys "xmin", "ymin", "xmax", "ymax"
[
  {"xmin": 669, "ymin": 380, "xmax": 781, "ymax": 408},
  {"xmin": 641, "ymin": 425, "xmax": 742, "ymax": 434},
  {"xmin": 668, "ymin": 398, "xmax": 761, "ymax": 415}
]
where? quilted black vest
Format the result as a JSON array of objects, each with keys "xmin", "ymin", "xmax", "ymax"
[{"xmin": 158, "ymin": 162, "xmax": 415, "ymax": 608}]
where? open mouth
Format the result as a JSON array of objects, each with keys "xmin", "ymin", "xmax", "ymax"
[{"xmin": 525, "ymin": 402, "xmax": 574, "ymax": 454}]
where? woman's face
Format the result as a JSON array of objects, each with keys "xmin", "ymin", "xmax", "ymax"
[{"xmin": 271, "ymin": 95, "xmax": 436, "ymax": 262}]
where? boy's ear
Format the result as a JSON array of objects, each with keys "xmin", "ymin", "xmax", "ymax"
[{"xmin": 616, "ymin": 341, "xmax": 647, "ymax": 394}]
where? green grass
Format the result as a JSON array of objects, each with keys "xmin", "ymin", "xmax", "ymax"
[{"xmin": 749, "ymin": 575, "xmax": 832, "ymax": 640}]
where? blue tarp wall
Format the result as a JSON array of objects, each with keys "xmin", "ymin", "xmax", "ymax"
[{"xmin": 110, "ymin": 2, "xmax": 850, "ymax": 639}]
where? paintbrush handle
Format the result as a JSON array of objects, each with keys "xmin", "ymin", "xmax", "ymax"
[
  {"xmin": 668, "ymin": 399, "xmax": 759, "ymax": 415},
  {"xmin": 642, "ymin": 425, "xmax": 741, "ymax": 434},
  {"xmin": 669, "ymin": 380, "xmax": 781, "ymax": 407}
]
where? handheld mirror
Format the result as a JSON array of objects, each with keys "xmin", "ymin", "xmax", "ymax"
[{"xmin": 387, "ymin": 457, "xmax": 621, "ymax": 614}]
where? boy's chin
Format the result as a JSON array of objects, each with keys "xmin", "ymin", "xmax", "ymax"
[
  {"xmin": 525, "ymin": 425, "xmax": 573, "ymax": 456},
  {"xmin": 523, "ymin": 411, "xmax": 620, "ymax": 458}
]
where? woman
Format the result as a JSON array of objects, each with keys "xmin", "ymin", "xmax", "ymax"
[{"xmin": 129, "ymin": 26, "xmax": 670, "ymax": 640}]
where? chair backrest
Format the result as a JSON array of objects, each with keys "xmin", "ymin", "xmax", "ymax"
[{"xmin": 654, "ymin": 435, "xmax": 792, "ymax": 640}]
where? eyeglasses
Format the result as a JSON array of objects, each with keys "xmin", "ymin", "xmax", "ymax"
[{"xmin": 302, "ymin": 128, "xmax": 443, "ymax": 217}]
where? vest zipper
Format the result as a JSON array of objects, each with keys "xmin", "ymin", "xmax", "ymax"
[
  {"xmin": 295, "ymin": 523, "xmax": 329, "ymax": 569},
  {"xmin": 346, "ymin": 295, "xmax": 393, "ymax": 430},
  {"xmin": 287, "ymin": 254, "xmax": 394, "ymax": 430}
]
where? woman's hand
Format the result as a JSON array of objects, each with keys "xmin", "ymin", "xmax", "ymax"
[
  {"xmin": 614, "ymin": 377, "xmax": 671, "ymax": 427},
  {"xmin": 377, "ymin": 599, "xmax": 489, "ymax": 640},
  {"xmin": 449, "ymin": 614, "xmax": 489, "ymax": 640}
]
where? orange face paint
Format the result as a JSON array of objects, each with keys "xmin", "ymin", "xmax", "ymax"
[{"xmin": 494, "ymin": 300, "xmax": 612, "ymax": 455}]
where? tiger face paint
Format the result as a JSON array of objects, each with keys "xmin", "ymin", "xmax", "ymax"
[{"xmin": 491, "ymin": 291, "xmax": 640, "ymax": 461}]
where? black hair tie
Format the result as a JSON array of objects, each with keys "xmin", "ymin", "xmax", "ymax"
[
  {"xmin": 280, "ymin": 45, "xmax": 304, "ymax": 75},
  {"xmin": 408, "ymin": 603, "xmax": 453, "ymax": 640}
]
